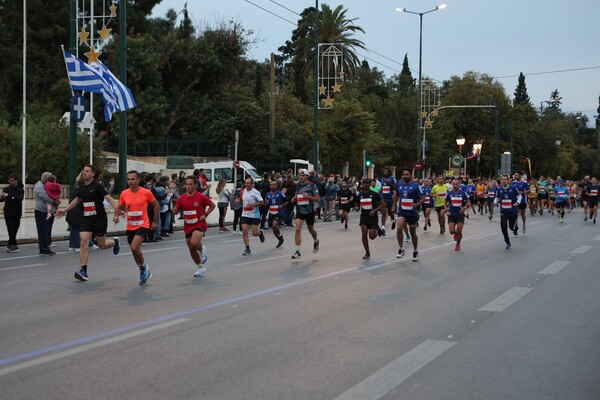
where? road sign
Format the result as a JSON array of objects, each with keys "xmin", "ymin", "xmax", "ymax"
[
  {"xmin": 235, "ymin": 160, "xmax": 240, "ymax": 169},
  {"xmin": 71, "ymin": 94, "xmax": 86, "ymax": 123},
  {"xmin": 415, "ymin": 162, "xmax": 422, "ymax": 170},
  {"xmin": 451, "ymin": 154, "xmax": 463, "ymax": 168}
]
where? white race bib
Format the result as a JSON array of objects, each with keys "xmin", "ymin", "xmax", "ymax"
[
  {"xmin": 401, "ymin": 198, "xmax": 413, "ymax": 210},
  {"xmin": 83, "ymin": 202, "xmax": 97, "ymax": 217},
  {"xmin": 128, "ymin": 210, "xmax": 144, "ymax": 226},
  {"xmin": 183, "ymin": 210, "xmax": 199, "ymax": 224},
  {"xmin": 360, "ymin": 198, "xmax": 373, "ymax": 210}
]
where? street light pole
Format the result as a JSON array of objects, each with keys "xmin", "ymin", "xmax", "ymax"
[{"xmin": 397, "ymin": 4, "xmax": 446, "ymax": 178}]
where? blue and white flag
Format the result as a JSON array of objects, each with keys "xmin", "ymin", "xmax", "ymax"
[{"xmin": 63, "ymin": 50, "xmax": 135, "ymax": 121}]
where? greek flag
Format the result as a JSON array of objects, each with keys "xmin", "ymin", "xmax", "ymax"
[{"xmin": 63, "ymin": 50, "xmax": 135, "ymax": 121}]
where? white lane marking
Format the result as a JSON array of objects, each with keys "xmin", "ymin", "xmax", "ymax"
[
  {"xmin": 229, "ymin": 254, "xmax": 292, "ymax": 267},
  {"xmin": 571, "ymin": 245, "xmax": 592, "ymax": 254},
  {"xmin": 592, "ymin": 234, "xmax": 600, "ymax": 242},
  {"xmin": 0, "ymin": 318, "xmax": 190, "ymax": 377},
  {"xmin": 538, "ymin": 261, "xmax": 570, "ymax": 275},
  {"xmin": 477, "ymin": 287, "xmax": 533, "ymax": 312},
  {"xmin": 0, "ymin": 263, "xmax": 45, "ymax": 272},
  {"xmin": 117, "ymin": 246, "xmax": 181, "ymax": 256},
  {"xmin": 333, "ymin": 340, "xmax": 456, "ymax": 400}
]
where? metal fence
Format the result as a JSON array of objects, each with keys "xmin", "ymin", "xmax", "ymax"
[{"xmin": 106, "ymin": 138, "xmax": 224, "ymax": 157}]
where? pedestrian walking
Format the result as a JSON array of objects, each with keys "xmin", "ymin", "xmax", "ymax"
[{"xmin": 1, "ymin": 174, "xmax": 24, "ymax": 252}]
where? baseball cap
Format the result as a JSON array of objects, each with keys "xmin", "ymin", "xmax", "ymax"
[{"xmin": 298, "ymin": 168, "xmax": 309, "ymax": 176}]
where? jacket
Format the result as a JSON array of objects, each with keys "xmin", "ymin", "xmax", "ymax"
[{"xmin": 1, "ymin": 183, "xmax": 25, "ymax": 217}]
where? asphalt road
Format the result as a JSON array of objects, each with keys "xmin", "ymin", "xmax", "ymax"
[{"xmin": 1, "ymin": 209, "xmax": 599, "ymax": 400}]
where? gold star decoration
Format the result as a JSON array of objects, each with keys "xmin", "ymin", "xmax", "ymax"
[
  {"xmin": 431, "ymin": 110, "xmax": 439, "ymax": 117},
  {"xmin": 78, "ymin": 27, "xmax": 89, "ymax": 46},
  {"xmin": 98, "ymin": 24, "xmax": 112, "ymax": 40},
  {"xmin": 323, "ymin": 96, "xmax": 334, "ymax": 107},
  {"xmin": 421, "ymin": 111, "xmax": 428, "ymax": 118},
  {"xmin": 338, "ymin": 71, "xmax": 345, "ymax": 79},
  {"xmin": 319, "ymin": 85, "xmax": 327, "ymax": 95},
  {"xmin": 84, "ymin": 46, "xmax": 102, "ymax": 64},
  {"xmin": 331, "ymin": 83, "xmax": 342, "ymax": 93},
  {"xmin": 425, "ymin": 120, "xmax": 433, "ymax": 128},
  {"xmin": 109, "ymin": 4, "xmax": 118, "ymax": 17}
]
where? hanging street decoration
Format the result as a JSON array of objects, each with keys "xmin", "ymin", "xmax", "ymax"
[{"xmin": 318, "ymin": 43, "xmax": 344, "ymax": 110}]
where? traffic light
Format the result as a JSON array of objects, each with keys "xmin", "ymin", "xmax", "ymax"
[
  {"xmin": 227, "ymin": 144, "xmax": 234, "ymax": 159},
  {"xmin": 365, "ymin": 158, "xmax": 372, "ymax": 167}
]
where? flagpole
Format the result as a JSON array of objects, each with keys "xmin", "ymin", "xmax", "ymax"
[
  {"xmin": 89, "ymin": 0, "xmax": 94, "ymax": 164},
  {"xmin": 22, "ymin": 0, "xmax": 27, "ymax": 216}
]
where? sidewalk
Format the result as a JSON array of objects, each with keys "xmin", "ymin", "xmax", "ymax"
[{"xmin": 0, "ymin": 199, "xmax": 235, "ymax": 246}]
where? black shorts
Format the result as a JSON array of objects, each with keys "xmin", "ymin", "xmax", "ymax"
[
  {"xmin": 127, "ymin": 228, "xmax": 150, "ymax": 245},
  {"xmin": 296, "ymin": 212, "xmax": 315, "ymax": 226},
  {"xmin": 185, "ymin": 227, "xmax": 206, "ymax": 238},
  {"xmin": 587, "ymin": 199, "xmax": 598, "ymax": 208},
  {"xmin": 339, "ymin": 204, "xmax": 351, "ymax": 212},
  {"xmin": 268, "ymin": 213, "xmax": 284, "ymax": 225},
  {"xmin": 359, "ymin": 214, "xmax": 379, "ymax": 229},
  {"xmin": 537, "ymin": 193, "xmax": 548, "ymax": 200},
  {"xmin": 80, "ymin": 217, "xmax": 108, "ymax": 236},
  {"xmin": 422, "ymin": 203, "xmax": 433, "ymax": 210},
  {"xmin": 448, "ymin": 215, "xmax": 465, "ymax": 224},
  {"xmin": 435, "ymin": 206, "xmax": 445, "ymax": 214},
  {"xmin": 518, "ymin": 203, "xmax": 527, "ymax": 210},
  {"xmin": 398, "ymin": 213, "xmax": 419, "ymax": 226},
  {"xmin": 241, "ymin": 217, "xmax": 261, "ymax": 226},
  {"xmin": 477, "ymin": 197, "xmax": 486, "ymax": 205}
]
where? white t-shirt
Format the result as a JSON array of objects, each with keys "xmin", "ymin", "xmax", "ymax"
[{"xmin": 241, "ymin": 188, "xmax": 263, "ymax": 218}]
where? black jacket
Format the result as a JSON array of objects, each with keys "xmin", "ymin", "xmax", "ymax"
[{"xmin": 0, "ymin": 183, "xmax": 24, "ymax": 217}]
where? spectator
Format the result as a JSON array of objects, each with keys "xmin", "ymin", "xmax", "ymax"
[
  {"xmin": 44, "ymin": 174, "xmax": 62, "ymax": 220},
  {"xmin": 216, "ymin": 178, "xmax": 231, "ymax": 232},
  {"xmin": 1, "ymin": 173, "xmax": 24, "ymax": 252},
  {"xmin": 34, "ymin": 171, "xmax": 60, "ymax": 255}
]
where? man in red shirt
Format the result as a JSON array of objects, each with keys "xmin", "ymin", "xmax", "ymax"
[
  {"xmin": 113, "ymin": 170, "xmax": 159, "ymax": 286},
  {"xmin": 173, "ymin": 176, "xmax": 215, "ymax": 277}
]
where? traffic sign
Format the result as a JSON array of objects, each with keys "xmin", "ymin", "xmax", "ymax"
[
  {"xmin": 451, "ymin": 154, "xmax": 463, "ymax": 168},
  {"xmin": 235, "ymin": 160, "xmax": 240, "ymax": 169},
  {"xmin": 71, "ymin": 94, "xmax": 86, "ymax": 123},
  {"xmin": 415, "ymin": 162, "xmax": 422, "ymax": 170}
]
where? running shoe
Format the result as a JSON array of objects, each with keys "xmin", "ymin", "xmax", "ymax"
[
  {"xmin": 380, "ymin": 227, "xmax": 386, "ymax": 236},
  {"xmin": 405, "ymin": 234, "xmax": 411, "ymax": 243},
  {"xmin": 113, "ymin": 237, "xmax": 120, "ymax": 255},
  {"xmin": 396, "ymin": 248, "xmax": 406, "ymax": 258},
  {"xmin": 7, "ymin": 245, "xmax": 19, "ymax": 253},
  {"xmin": 522, "ymin": 226, "xmax": 526, "ymax": 234},
  {"xmin": 139, "ymin": 264, "xmax": 152, "ymax": 286},
  {"xmin": 489, "ymin": 215, "xmax": 492, "ymax": 221},
  {"xmin": 412, "ymin": 251, "xmax": 419, "ymax": 262},
  {"xmin": 441, "ymin": 226, "xmax": 446, "ymax": 234},
  {"xmin": 513, "ymin": 228, "xmax": 518, "ymax": 236},
  {"xmin": 276, "ymin": 235, "xmax": 284, "ymax": 248},
  {"xmin": 291, "ymin": 251, "xmax": 301, "ymax": 259},
  {"xmin": 453, "ymin": 232, "xmax": 458, "ymax": 241},
  {"xmin": 378, "ymin": 228, "xmax": 384, "ymax": 237},
  {"xmin": 455, "ymin": 244, "xmax": 461, "ymax": 251},
  {"xmin": 344, "ymin": 223, "xmax": 348, "ymax": 230},
  {"xmin": 313, "ymin": 239, "xmax": 320, "ymax": 253},
  {"xmin": 594, "ymin": 219, "xmax": 597, "ymax": 224},
  {"xmin": 391, "ymin": 220, "xmax": 396, "ymax": 230},
  {"xmin": 362, "ymin": 252, "xmax": 370, "ymax": 260},
  {"xmin": 200, "ymin": 245, "xmax": 208, "ymax": 264},
  {"xmin": 428, "ymin": 220, "xmax": 431, "ymax": 227},
  {"xmin": 259, "ymin": 230, "xmax": 265, "ymax": 243},
  {"xmin": 194, "ymin": 265, "xmax": 206, "ymax": 277},
  {"xmin": 242, "ymin": 248, "xmax": 251, "ymax": 256},
  {"xmin": 505, "ymin": 243, "xmax": 511, "ymax": 250},
  {"xmin": 584, "ymin": 216, "xmax": 588, "ymax": 222},
  {"xmin": 74, "ymin": 269, "xmax": 88, "ymax": 281},
  {"xmin": 560, "ymin": 218, "xmax": 564, "ymax": 223},
  {"xmin": 424, "ymin": 224, "xmax": 428, "ymax": 231}
]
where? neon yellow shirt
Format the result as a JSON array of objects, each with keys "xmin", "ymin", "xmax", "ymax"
[{"xmin": 431, "ymin": 184, "xmax": 448, "ymax": 207}]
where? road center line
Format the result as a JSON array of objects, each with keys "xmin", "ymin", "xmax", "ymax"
[
  {"xmin": 0, "ymin": 318, "xmax": 190, "ymax": 377},
  {"xmin": 0, "ymin": 263, "xmax": 46, "ymax": 272},
  {"xmin": 571, "ymin": 245, "xmax": 592, "ymax": 254},
  {"xmin": 478, "ymin": 287, "xmax": 533, "ymax": 312},
  {"xmin": 333, "ymin": 340, "xmax": 456, "ymax": 400},
  {"xmin": 538, "ymin": 260, "xmax": 570, "ymax": 275}
]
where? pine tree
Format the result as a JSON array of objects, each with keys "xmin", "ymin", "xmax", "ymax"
[
  {"xmin": 513, "ymin": 72, "xmax": 530, "ymax": 106},
  {"xmin": 398, "ymin": 54, "xmax": 415, "ymax": 92},
  {"xmin": 547, "ymin": 89, "xmax": 562, "ymax": 110}
]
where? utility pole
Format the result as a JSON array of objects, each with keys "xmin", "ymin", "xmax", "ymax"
[{"xmin": 269, "ymin": 53, "xmax": 276, "ymax": 140}]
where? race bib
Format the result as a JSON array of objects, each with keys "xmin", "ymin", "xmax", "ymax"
[
  {"xmin": 438, "ymin": 192, "xmax": 447, "ymax": 198},
  {"xmin": 297, "ymin": 193, "xmax": 309, "ymax": 206},
  {"xmin": 83, "ymin": 202, "xmax": 97, "ymax": 217},
  {"xmin": 590, "ymin": 189, "xmax": 598, "ymax": 197},
  {"xmin": 360, "ymin": 198, "xmax": 373, "ymax": 210},
  {"xmin": 128, "ymin": 210, "xmax": 144, "ymax": 226},
  {"xmin": 450, "ymin": 197, "xmax": 463, "ymax": 207},
  {"xmin": 382, "ymin": 186, "xmax": 390, "ymax": 194},
  {"xmin": 269, "ymin": 205, "xmax": 280, "ymax": 214},
  {"xmin": 401, "ymin": 198, "xmax": 414, "ymax": 210},
  {"xmin": 501, "ymin": 199, "xmax": 513, "ymax": 209},
  {"xmin": 183, "ymin": 210, "xmax": 199, "ymax": 224},
  {"xmin": 340, "ymin": 197, "xmax": 348, "ymax": 204},
  {"xmin": 243, "ymin": 205, "xmax": 254, "ymax": 212}
]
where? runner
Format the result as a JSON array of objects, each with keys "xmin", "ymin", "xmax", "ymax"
[
  {"xmin": 486, "ymin": 179, "xmax": 498, "ymax": 220},
  {"xmin": 356, "ymin": 178, "xmax": 387, "ymax": 259},
  {"xmin": 379, "ymin": 167, "xmax": 397, "ymax": 235},
  {"xmin": 527, "ymin": 178, "xmax": 538, "ymax": 216},
  {"xmin": 172, "ymin": 175, "xmax": 215, "ymax": 276},
  {"xmin": 290, "ymin": 169, "xmax": 320, "ymax": 259},
  {"xmin": 421, "ymin": 178, "xmax": 433, "ymax": 231},
  {"xmin": 512, "ymin": 171, "xmax": 530, "ymax": 234},
  {"xmin": 585, "ymin": 177, "xmax": 598, "ymax": 224},
  {"xmin": 392, "ymin": 168, "xmax": 425, "ymax": 261},
  {"xmin": 430, "ymin": 175, "xmax": 448, "ymax": 233},
  {"xmin": 536, "ymin": 175, "xmax": 548, "ymax": 214},
  {"xmin": 265, "ymin": 180, "xmax": 287, "ymax": 248},
  {"xmin": 55, "ymin": 164, "xmax": 121, "ymax": 282},
  {"xmin": 112, "ymin": 170, "xmax": 159, "ymax": 285},
  {"xmin": 475, "ymin": 178, "xmax": 486, "ymax": 215},
  {"xmin": 547, "ymin": 178, "xmax": 556, "ymax": 215},
  {"xmin": 237, "ymin": 178, "xmax": 266, "ymax": 256},
  {"xmin": 495, "ymin": 175, "xmax": 520, "ymax": 249},
  {"xmin": 555, "ymin": 179, "xmax": 569, "ymax": 223},
  {"xmin": 580, "ymin": 175, "xmax": 590, "ymax": 221},
  {"xmin": 445, "ymin": 178, "xmax": 470, "ymax": 251},
  {"xmin": 336, "ymin": 180, "xmax": 354, "ymax": 230}
]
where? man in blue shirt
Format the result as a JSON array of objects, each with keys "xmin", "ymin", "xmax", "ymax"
[
  {"xmin": 512, "ymin": 171, "xmax": 530, "ymax": 234},
  {"xmin": 445, "ymin": 178, "xmax": 470, "ymax": 251},
  {"xmin": 265, "ymin": 180, "xmax": 288, "ymax": 248},
  {"xmin": 392, "ymin": 168, "xmax": 425, "ymax": 261},
  {"xmin": 379, "ymin": 167, "xmax": 397, "ymax": 234},
  {"xmin": 555, "ymin": 179, "xmax": 570, "ymax": 223},
  {"xmin": 495, "ymin": 175, "xmax": 520, "ymax": 249}
]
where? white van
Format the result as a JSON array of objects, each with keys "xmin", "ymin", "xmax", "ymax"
[{"xmin": 192, "ymin": 160, "xmax": 261, "ymax": 198}]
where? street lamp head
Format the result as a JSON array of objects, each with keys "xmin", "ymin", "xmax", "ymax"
[
  {"xmin": 395, "ymin": 7, "xmax": 407, "ymax": 12},
  {"xmin": 456, "ymin": 136, "xmax": 466, "ymax": 146},
  {"xmin": 437, "ymin": 4, "xmax": 447, "ymax": 10}
]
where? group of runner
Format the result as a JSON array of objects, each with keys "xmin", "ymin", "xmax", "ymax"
[{"xmin": 53, "ymin": 164, "xmax": 598, "ymax": 286}]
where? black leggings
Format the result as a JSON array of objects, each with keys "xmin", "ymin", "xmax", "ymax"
[
  {"xmin": 500, "ymin": 213, "xmax": 517, "ymax": 244},
  {"xmin": 218, "ymin": 206, "xmax": 227, "ymax": 228},
  {"xmin": 232, "ymin": 208, "xmax": 242, "ymax": 231}
]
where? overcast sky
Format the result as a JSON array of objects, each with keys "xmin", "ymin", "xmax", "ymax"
[{"xmin": 152, "ymin": 0, "xmax": 600, "ymax": 124}]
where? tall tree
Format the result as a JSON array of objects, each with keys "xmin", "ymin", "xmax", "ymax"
[
  {"xmin": 513, "ymin": 72, "xmax": 530, "ymax": 106},
  {"xmin": 396, "ymin": 53, "xmax": 415, "ymax": 92}
]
